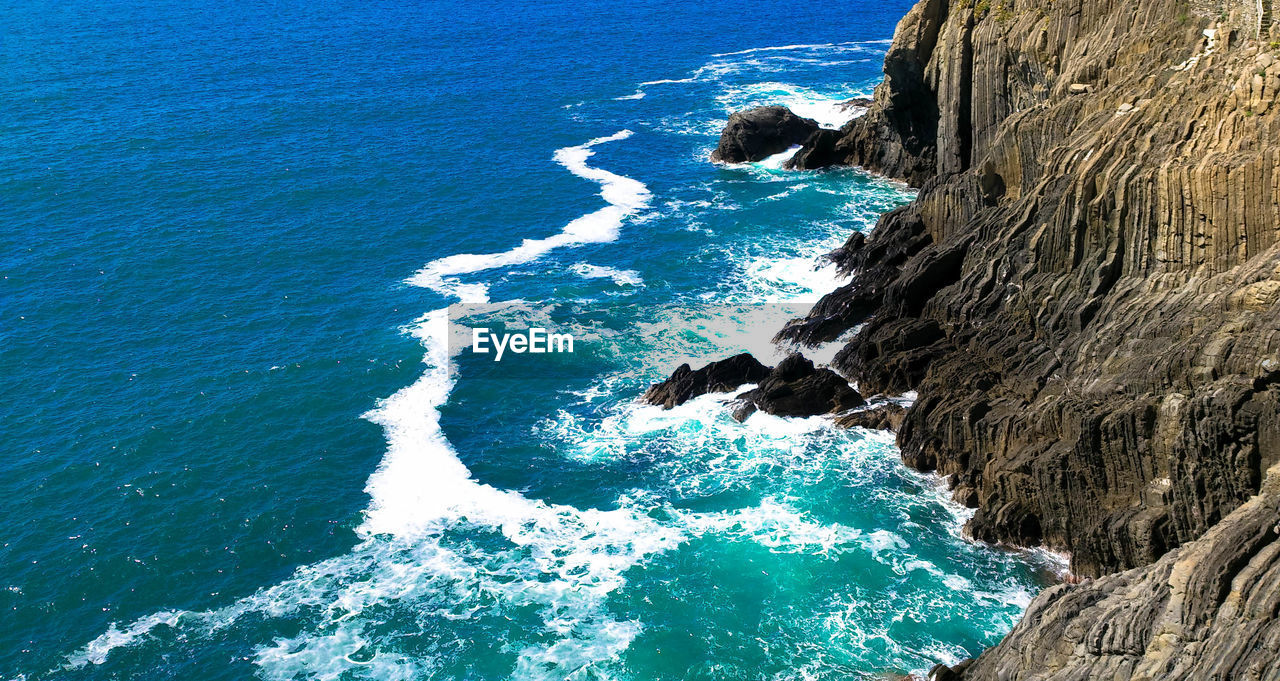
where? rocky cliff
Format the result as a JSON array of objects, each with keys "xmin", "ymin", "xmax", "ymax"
[
  {"xmin": 946, "ymin": 461, "xmax": 1280, "ymax": 681},
  {"xmin": 775, "ymin": 0, "xmax": 1280, "ymax": 676}
]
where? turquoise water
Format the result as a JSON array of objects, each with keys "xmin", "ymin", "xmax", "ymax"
[{"xmin": 1, "ymin": 1, "xmax": 1059, "ymax": 679}]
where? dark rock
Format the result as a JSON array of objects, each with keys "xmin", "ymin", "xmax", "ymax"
[
  {"xmin": 641, "ymin": 353, "xmax": 769, "ymax": 409},
  {"xmin": 732, "ymin": 354, "xmax": 864, "ymax": 421},
  {"xmin": 709, "ymin": 106, "xmax": 820, "ymax": 163},
  {"xmin": 927, "ymin": 663, "xmax": 964, "ymax": 681},
  {"xmin": 776, "ymin": 210, "xmax": 932, "ymax": 347},
  {"xmin": 784, "ymin": 0, "xmax": 1280, "ymax": 578},
  {"xmin": 834, "ymin": 403, "xmax": 907, "ymax": 431},
  {"xmin": 784, "ymin": 128, "xmax": 846, "ymax": 170},
  {"xmin": 956, "ymin": 463, "xmax": 1280, "ymax": 680},
  {"xmin": 840, "ymin": 97, "xmax": 875, "ymax": 111},
  {"xmin": 950, "ymin": 484, "xmax": 979, "ymax": 508}
]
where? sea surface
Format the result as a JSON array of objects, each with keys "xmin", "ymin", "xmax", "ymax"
[{"xmin": 1, "ymin": 1, "xmax": 1059, "ymax": 679}]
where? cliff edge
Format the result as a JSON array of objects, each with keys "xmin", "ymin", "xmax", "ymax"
[{"xmin": 774, "ymin": 0, "xmax": 1280, "ymax": 676}]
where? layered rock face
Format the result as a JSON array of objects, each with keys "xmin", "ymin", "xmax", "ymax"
[
  {"xmin": 941, "ymin": 462, "xmax": 1280, "ymax": 680},
  {"xmin": 784, "ymin": 0, "xmax": 1280, "ymax": 575},
  {"xmin": 767, "ymin": 0, "xmax": 1280, "ymax": 675}
]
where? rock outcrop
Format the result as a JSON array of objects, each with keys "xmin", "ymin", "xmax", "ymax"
[
  {"xmin": 643, "ymin": 353, "xmax": 865, "ymax": 420},
  {"xmin": 642, "ymin": 353, "xmax": 770, "ymax": 408},
  {"xmin": 758, "ymin": 0, "xmax": 1280, "ymax": 676},
  {"xmin": 934, "ymin": 461, "xmax": 1280, "ymax": 681},
  {"xmin": 709, "ymin": 106, "xmax": 820, "ymax": 163},
  {"xmin": 732, "ymin": 354, "xmax": 865, "ymax": 421}
]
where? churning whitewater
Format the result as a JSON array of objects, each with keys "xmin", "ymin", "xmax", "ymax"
[{"xmin": 36, "ymin": 38, "xmax": 1058, "ymax": 681}]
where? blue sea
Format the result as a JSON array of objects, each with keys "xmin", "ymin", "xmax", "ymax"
[{"xmin": 1, "ymin": 1, "xmax": 1060, "ymax": 679}]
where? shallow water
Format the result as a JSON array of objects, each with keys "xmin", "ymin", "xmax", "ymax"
[{"xmin": 1, "ymin": 1, "xmax": 1059, "ymax": 679}]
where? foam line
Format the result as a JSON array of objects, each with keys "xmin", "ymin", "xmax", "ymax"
[
  {"xmin": 64, "ymin": 302, "xmax": 686, "ymax": 675},
  {"xmin": 637, "ymin": 77, "xmax": 698, "ymax": 86},
  {"xmin": 406, "ymin": 131, "xmax": 650, "ymax": 303},
  {"xmin": 709, "ymin": 40, "xmax": 887, "ymax": 58},
  {"xmin": 60, "ymin": 130, "xmax": 659, "ymax": 674}
]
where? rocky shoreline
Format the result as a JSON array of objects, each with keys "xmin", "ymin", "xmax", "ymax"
[{"xmin": 662, "ymin": 0, "xmax": 1280, "ymax": 677}]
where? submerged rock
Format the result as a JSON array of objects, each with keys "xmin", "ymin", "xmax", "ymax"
[
  {"xmin": 732, "ymin": 354, "xmax": 864, "ymax": 421},
  {"xmin": 709, "ymin": 106, "xmax": 819, "ymax": 163},
  {"xmin": 641, "ymin": 353, "xmax": 769, "ymax": 409}
]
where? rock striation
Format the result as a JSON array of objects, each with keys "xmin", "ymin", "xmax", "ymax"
[
  {"xmin": 780, "ymin": 0, "xmax": 1280, "ymax": 579},
  {"xmin": 703, "ymin": 0, "xmax": 1280, "ymax": 676},
  {"xmin": 709, "ymin": 106, "xmax": 820, "ymax": 163},
  {"xmin": 934, "ymin": 461, "xmax": 1280, "ymax": 680}
]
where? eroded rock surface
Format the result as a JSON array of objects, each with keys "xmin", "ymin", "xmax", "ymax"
[
  {"xmin": 783, "ymin": 0, "xmax": 1280, "ymax": 578},
  {"xmin": 834, "ymin": 402, "xmax": 907, "ymax": 431},
  {"xmin": 937, "ymin": 462, "xmax": 1280, "ymax": 681}
]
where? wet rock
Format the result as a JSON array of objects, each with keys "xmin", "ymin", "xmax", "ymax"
[
  {"xmin": 928, "ymin": 661, "xmax": 969, "ymax": 681},
  {"xmin": 833, "ymin": 403, "xmax": 907, "ymax": 431},
  {"xmin": 732, "ymin": 354, "xmax": 864, "ymax": 421},
  {"xmin": 641, "ymin": 353, "xmax": 769, "ymax": 409},
  {"xmin": 840, "ymin": 96, "xmax": 875, "ymax": 111},
  {"xmin": 786, "ymin": 0, "xmax": 1280, "ymax": 576},
  {"xmin": 784, "ymin": 128, "xmax": 846, "ymax": 169},
  {"xmin": 709, "ymin": 106, "xmax": 820, "ymax": 163}
]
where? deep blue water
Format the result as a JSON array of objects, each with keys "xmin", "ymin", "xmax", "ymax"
[{"xmin": 1, "ymin": 1, "xmax": 1058, "ymax": 679}]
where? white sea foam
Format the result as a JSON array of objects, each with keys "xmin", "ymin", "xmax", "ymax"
[
  {"xmin": 637, "ymin": 76, "xmax": 699, "ymax": 87},
  {"xmin": 756, "ymin": 145, "xmax": 803, "ymax": 170},
  {"xmin": 740, "ymin": 253, "xmax": 845, "ymax": 304},
  {"xmin": 67, "ymin": 611, "xmax": 187, "ymax": 667},
  {"xmin": 570, "ymin": 262, "xmax": 644, "ymax": 287},
  {"xmin": 676, "ymin": 498, "xmax": 865, "ymax": 558},
  {"xmin": 406, "ymin": 130, "xmax": 650, "ymax": 302},
  {"xmin": 58, "ymin": 42, "xmax": 1044, "ymax": 681},
  {"xmin": 63, "ymin": 130, "xmax": 664, "ymax": 678},
  {"xmin": 717, "ymin": 81, "xmax": 866, "ymax": 129},
  {"xmin": 709, "ymin": 41, "xmax": 885, "ymax": 58}
]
